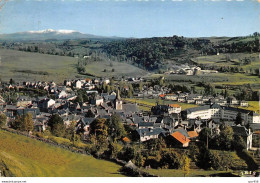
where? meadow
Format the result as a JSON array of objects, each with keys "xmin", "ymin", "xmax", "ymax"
[
  {"xmin": 83, "ymin": 60, "xmax": 147, "ymax": 78},
  {"xmin": 124, "ymin": 98, "xmax": 198, "ymax": 111},
  {"xmin": 194, "ymin": 52, "xmax": 260, "ymax": 70},
  {"xmin": 0, "ymin": 49, "xmax": 79, "ymax": 83},
  {"xmin": 0, "ymin": 49, "xmax": 147, "ymax": 83},
  {"xmin": 144, "ymin": 169, "xmax": 238, "ymax": 177},
  {"xmin": 0, "ymin": 130, "xmax": 124, "ymax": 177}
]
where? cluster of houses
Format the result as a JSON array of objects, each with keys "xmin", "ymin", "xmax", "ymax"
[
  {"xmin": 0, "ymin": 78, "xmax": 259, "ymax": 151},
  {"xmin": 165, "ymin": 64, "xmax": 218, "ymax": 75},
  {"xmin": 161, "ymin": 93, "xmax": 249, "ymax": 107}
]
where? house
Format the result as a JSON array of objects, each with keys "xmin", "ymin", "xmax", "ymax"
[
  {"xmin": 187, "ymin": 97, "xmax": 195, "ymax": 104},
  {"xmin": 16, "ymin": 96, "xmax": 32, "ymax": 107},
  {"xmin": 76, "ymin": 117, "xmax": 95, "ymax": 138},
  {"xmin": 227, "ymin": 97, "xmax": 239, "ymax": 105},
  {"xmin": 165, "ymin": 94, "xmax": 178, "ymax": 101},
  {"xmin": 136, "ymin": 128, "xmax": 166, "ymax": 142},
  {"xmin": 232, "ymin": 126, "xmax": 253, "ymax": 150},
  {"xmin": 138, "ymin": 122, "xmax": 154, "ymax": 129},
  {"xmin": 58, "ymin": 90, "xmax": 68, "ymax": 99},
  {"xmin": 75, "ymin": 80, "xmax": 82, "ymax": 89},
  {"xmin": 39, "ymin": 98, "xmax": 55, "ymax": 111},
  {"xmin": 248, "ymin": 111, "xmax": 260, "ymax": 124},
  {"xmin": 195, "ymin": 99, "xmax": 204, "ymax": 105},
  {"xmin": 34, "ymin": 117, "xmax": 48, "ymax": 132},
  {"xmin": 168, "ymin": 104, "xmax": 181, "ymax": 114},
  {"xmin": 177, "ymin": 97, "xmax": 186, "ymax": 103},
  {"xmin": 169, "ymin": 131, "xmax": 190, "ymax": 147},
  {"xmin": 240, "ymin": 100, "xmax": 249, "ymax": 107},
  {"xmin": 91, "ymin": 96, "xmax": 104, "ymax": 106}
]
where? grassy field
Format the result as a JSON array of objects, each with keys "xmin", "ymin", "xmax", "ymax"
[
  {"xmin": 0, "ymin": 130, "xmax": 124, "ymax": 177},
  {"xmin": 0, "ymin": 49, "xmax": 80, "ymax": 83},
  {"xmin": 84, "ymin": 60, "xmax": 147, "ymax": 78},
  {"xmin": 124, "ymin": 98, "xmax": 198, "ymax": 111},
  {"xmin": 0, "ymin": 49, "xmax": 147, "ymax": 83},
  {"xmin": 194, "ymin": 53, "xmax": 260, "ymax": 70},
  {"xmin": 144, "ymin": 169, "xmax": 239, "ymax": 177}
]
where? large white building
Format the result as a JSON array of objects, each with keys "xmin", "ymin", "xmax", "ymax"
[{"xmin": 184, "ymin": 104, "xmax": 260, "ymax": 124}]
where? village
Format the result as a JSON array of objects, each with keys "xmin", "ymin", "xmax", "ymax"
[
  {"xmin": 0, "ymin": 77, "xmax": 259, "ymax": 146},
  {"xmin": 0, "ymin": 76, "xmax": 259, "ymax": 176}
]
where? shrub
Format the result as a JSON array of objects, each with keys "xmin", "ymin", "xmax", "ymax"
[
  {"xmin": 159, "ymin": 149, "xmax": 181, "ymax": 169},
  {"xmin": 236, "ymin": 149, "xmax": 258, "ymax": 170}
]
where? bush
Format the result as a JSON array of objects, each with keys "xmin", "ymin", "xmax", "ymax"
[
  {"xmin": 236, "ymin": 149, "xmax": 258, "ymax": 170},
  {"xmin": 144, "ymin": 156, "xmax": 160, "ymax": 169},
  {"xmin": 159, "ymin": 149, "xmax": 181, "ymax": 169}
]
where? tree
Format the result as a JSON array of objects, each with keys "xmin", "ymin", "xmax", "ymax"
[
  {"xmin": 224, "ymin": 89, "xmax": 229, "ymax": 98},
  {"xmin": 10, "ymin": 113, "xmax": 33, "ymax": 132},
  {"xmin": 75, "ymin": 94, "xmax": 83, "ymax": 103},
  {"xmin": 48, "ymin": 114, "xmax": 65, "ymax": 137},
  {"xmin": 180, "ymin": 154, "xmax": 191, "ymax": 177},
  {"xmin": 90, "ymin": 118, "xmax": 108, "ymax": 144},
  {"xmin": 9, "ymin": 78, "xmax": 15, "ymax": 85},
  {"xmin": 107, "ymin": 114, "xmax": 126, "ymax": 141},
  {"xmin": 199, "ymin": 127, "xmax": 211, "ymax": 147},
  {"xmin": 134, "ymin": 151, "xmax": 145, "ymax": 167},
  {"xmin": 109, "ymin": 141, "xmax": 123, "ymax": 159},
  {"xmin": 22, "ymin": 113, "xmax": 34, "ymax": 132},
  {"xmin": 235, "ymin": 112, "xmax": 243, "ymax": 125},
  {"xmin": 139, "ymin": 82, "xmax": 143, "ymax": 91},
  {"xmin": 64, "ymin": 120, "xmax": 79, "ymax": 144},
  {"xmin": 160, "ymin": 149, "xmax": 181, "ymax": 169},
  {"xmin": 232, "ymin": 135, "xmax": 246, "ymax": 151},
  {"xmin": 0, "ymin": 113, "xmax": 7, "ymax": 128},
  {"xmin": 219, "ymin": 125, "xmax": 234, "ymax": 150}
]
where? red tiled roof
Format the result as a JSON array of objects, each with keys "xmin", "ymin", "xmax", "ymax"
[
  {"xmin": 171, "ymin": 131, "xmax": 190, "ymax": 144},
  {"xmin": 122, "ymin": 137, "xmax": 131, "ymax": 143},
  {"xmin": 169, "ymin": 104, "xmax": 181, "ymax": 108},
  {"xmin": 188, "ymin": 131, "xmax": 199, "ymax": 138}
]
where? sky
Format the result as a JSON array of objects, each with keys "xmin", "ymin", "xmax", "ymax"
[{"xmin": 0, "ymin": 0, "xmax": 259, "ymax": 38}]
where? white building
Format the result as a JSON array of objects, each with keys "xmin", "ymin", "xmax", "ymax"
[
  {"xmin": 184, "ymin": 104, "xmax": 259, "ymax": 124},
  {"xmin": 75, "ymin": 80, "xmax": 82, "ymax": 89}
]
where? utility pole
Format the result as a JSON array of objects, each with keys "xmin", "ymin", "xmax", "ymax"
[{"xmin": 206, "ymin": 120, "xmax": 208, "ymax": 149}]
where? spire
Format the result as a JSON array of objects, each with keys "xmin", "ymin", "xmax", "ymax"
[{"xmin": 116, "ymin": 88, "xmax": 121, "ymax": 100}]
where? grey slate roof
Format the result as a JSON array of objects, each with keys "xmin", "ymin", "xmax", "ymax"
[
  {"xmin": 172, "ymin": 128, "xmax": 189, "ymax": 138},
  {"xmin": 232, "ymin": 126, "xmax": 250, "ymax": 137},
  {"xmin": 139, "ymin": 122, "xmax": 154, "ymax": 128},
  {"xmin": 122, "ymin": 104, "xmax": 138, "ymax": 114},
  {"xmin": 249, "ymin": 123, "xmax": 260, "ymax": 131},
  {"xmin": 80, "ymin": 117, "xmax": 95, "ymax": 126},
  {"xmin": 137, "ymin": 128, "xmax": 166, "ymax": 137}
]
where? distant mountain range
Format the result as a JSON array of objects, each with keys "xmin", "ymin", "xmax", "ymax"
[{"xmin": 0, "ymin": 29, "xmax": 123, "ymax": 41}]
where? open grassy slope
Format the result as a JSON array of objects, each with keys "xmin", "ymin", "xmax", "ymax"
[
  {"xmin": 0, "ymin": 49, "xmax": 148, "ymax": 83},
  {"xmin": 194, "ymin": 53, "xmax": 260, "ymax": 70},
  {"xmin": 0, "ymin": 130, "xmax": 124, "ymax": 177},
  {"xmin": 84, "ymin": 60, "xmax": 147, "ymax": 78},
  {"xmin": 0, "ymin": 49, "xmax": 79, "ymax": 83}
]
